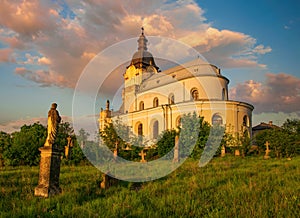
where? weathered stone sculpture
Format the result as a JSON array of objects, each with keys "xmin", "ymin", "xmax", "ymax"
[
  {"xmin": 44, "ymin": 103, "xmax": 61, "ymax": 147},
  {"xmin": 35, "ymin": 103, "xmax": 62, "ymax": 198}
]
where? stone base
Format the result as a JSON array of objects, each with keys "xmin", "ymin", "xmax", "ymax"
[
  {"xmin": 100, "ymin": 173, "xmax": 118, "ymax": 189},
  {"xmin": 235, "ymin": 149, "xmax": 240, "ymax": 156},
  {"xmin": 34, "ymin": 184, "xmax": 62, "ymax": 198},
  {"xmin": 34, "ymin": 146, "xmax": 62, "ymax": 198}
]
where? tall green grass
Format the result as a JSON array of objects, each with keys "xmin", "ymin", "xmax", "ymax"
[{"xmin": 0, "ymin": 156, "xmax": 299, "ymax": 217}]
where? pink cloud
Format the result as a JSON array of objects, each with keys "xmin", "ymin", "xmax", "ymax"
[
  {"xmin": 0, "ymin": 48, "xmax": 15, "ymax": 63},
  {"xmin": 230, "ymin": 73, "xmax": 300, "ymax": 114},
  {"xmin": 0, "ymin": 116, "xmax": 72, "ymax": 134},
  {"xmin": 0, "ymin": 0, "xmax": 57, "ymax": 37},
  {"xmin": 15, "ymin": 67, "xmax": 71, "ymax": 88},
  {"xmin": 0, "ymin": 0, "xmax": 271, "ymax": 87}
]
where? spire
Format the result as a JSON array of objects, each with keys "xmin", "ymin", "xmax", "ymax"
[{"xmin": 138, "ymin": 27, "xmax": 148, "ymax": 51}]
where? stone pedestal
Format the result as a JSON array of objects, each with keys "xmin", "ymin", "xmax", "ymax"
[
  {"xmin": 263, "ymin": 141, "xmax": 270, "ymax": 159},
  {"xmin": 100, "ymin": 173, "xmax": 118, "ymax": 189},
  {"xmin": 173, "ymin": 135, "xmax": 179, "ymax": 163},
  {"xmin": 221, "ymin": 145, "xmax": 226, "ymax": 157},
  {"xmin": 234, "ymin": 149, "xmax": 240, "ymax": 156},
  {"xmin": 34, "ymin": 146, "xmax": 62, "ymax": 198}
]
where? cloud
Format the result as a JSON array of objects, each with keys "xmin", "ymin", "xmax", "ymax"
[
  {"xmin": 0, "ymin": 115, "xmax": 72, "ymax": 134},
  {"xmin": 0, "ymin": 0, "xmax": 57, "ymax": 37},
  {"xmin": 15, "ymin": 67, "xmax": 70, "ymax": 87},
  {"xmin": 0, "ymin": 0, "xmax": 271, "ymax": 87},
  {"xmin": 0, "ymin": 48, "xmax": 15, "ymax": 63},
  {"xmin": 230, "ymin": 73, "xmax": 300, "ymax": 114}
]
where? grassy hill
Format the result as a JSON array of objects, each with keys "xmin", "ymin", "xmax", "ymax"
[{"xmin": 0, "ymin": 156, "xmax": 299, "ymax": 217}]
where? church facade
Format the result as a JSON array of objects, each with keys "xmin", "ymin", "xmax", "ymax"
[{"xmin": 99, "ymin": 30, "xmax": 254, "ymax": 144}]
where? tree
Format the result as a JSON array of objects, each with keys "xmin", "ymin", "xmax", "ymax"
[
  {"xmin": 3, "ymin": 123, "xmax": 46, "ymax": 166},
  {"xmin": 0, "ymin": 131, "xmax": 11, "ymax": 167},
  {"xmin": 156, "ymin": 129, "xmax": 176, "ymax": 158}
]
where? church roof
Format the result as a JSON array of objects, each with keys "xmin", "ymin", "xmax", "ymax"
[{"xmin": 128, "ymin": 27, "xmax": 159, "ymax": 71}]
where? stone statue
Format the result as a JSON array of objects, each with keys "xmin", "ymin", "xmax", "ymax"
[{"xmin": 44, "ymin": 103, "xmax": 61, "ymax": 147}]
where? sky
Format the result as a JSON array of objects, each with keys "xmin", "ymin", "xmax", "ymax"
[{"xmin": 0, "ymin": 0, "xmax": 299, "ymax": 133}]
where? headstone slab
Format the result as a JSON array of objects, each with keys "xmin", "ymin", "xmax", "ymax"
[{"xmin": 34, "ymin": 146, "xmax": 62, "ymax": 197}]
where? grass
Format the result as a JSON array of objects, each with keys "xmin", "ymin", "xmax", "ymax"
[{"xmin": 0, "ymin": 156, "xmax": 299, "ymax": 217}]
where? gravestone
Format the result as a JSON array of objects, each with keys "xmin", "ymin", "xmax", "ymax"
[
  {"xmin": 35, "ymin": 103, "xmax": 62, "ymax": 198},
  {"xmin": 221, "ymin": 145, "xmax": 226, "ymax": 157},
  {"xmin": 64, "ymin": 136, "xmax": 73, "ymax": 159},
  {"xmin": 139, "ymin": 149, "xmax": 147, "ymax": 162},
  {"xmin": 264, "ymin": 141, "xmax": 271, "ymax": 159},
  {"xmin": 173, "ymin": 134, "xmax": 179, "ymax": 162},
  {"xmin": 100, "ymin": 173, "xmax": 118, "ymax": 189}
]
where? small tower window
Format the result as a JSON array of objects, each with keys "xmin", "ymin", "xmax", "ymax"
[
  {"xmin": 139, "ymin": 101, "xmax": 144, "ymax": 110},
  {"xmin": 212, "ymin": 113, "xmax": 223, "ymax": 125},
  {"xmin": 138, "ymin": 123, "xmax": 143, "ymax": 136},
  {"xmin": 243, "ymin": 115, "xmax": 249, "ymax": 127},
  {"xmin": 153, "ymin": 97, "xmax": 159, "ymax": 107},
  {"xmin": 176, "ymin": 116, "xmax": 181, "ymax": 128},
  {"xmin": 191, "ymin": 88, "xmax": 199, "ymax": 101},
  {"xmin": 168, "ymin": 94, "xmax": 175, "ymax": 104}
]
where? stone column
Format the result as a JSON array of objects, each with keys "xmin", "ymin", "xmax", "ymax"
[
  {"xmin": 173, "ymin": 134, "xmax": 179, "ymax": 163},
  {"xmin": 34, "ymin": 147, "xmax": 62, "ymax": 197},
  {"xmin": 221, "ymin": 145, "xmax": 226, "ymax": 157}
]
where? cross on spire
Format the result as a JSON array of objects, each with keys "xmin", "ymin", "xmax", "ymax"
[{"xmin": 141, "ymin": 26, "xmax": 144, "ymax": 35}]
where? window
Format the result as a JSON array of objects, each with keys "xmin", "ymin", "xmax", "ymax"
[
  {"xmin": 243, "ymin": 115, "xmax": 249, "ymax": 127},
  {"xmin": 191, "ymin": 88, "xmax": 199, "ymax": 100},
  {"xmin": 212, "ymin": 113, "xmax": 223, "ymax": 125},
  {"xmin": 138, "ymin": 123, "xmax": 143, "ymax": 136},
  {"xmin": 153, "ymin": 120, "xmax": 159, "ymax": 139},
  {"xmin": 139, "ymin": 101, "xmax": 144, "ymax": 110},
  {"xmin": 153, "ymin": 97, "xmax": 159, "ymax": 107},
  {"xmin": 168, "ymin": 94, "xmax": 175, "ymax": 104},
  {"xmin": 222, "ymin": 88, "xmax": 226, "ymax": 100}
]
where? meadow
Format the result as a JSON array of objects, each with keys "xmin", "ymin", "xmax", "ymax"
[{"xmin": 0, "ymin": 156, "xmax": 299, "ymax": 217}]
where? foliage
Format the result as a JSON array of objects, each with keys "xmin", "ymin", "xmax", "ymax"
[
  {"xmin": 156, "ymin": 129, "xmax": 176, "ymax": 157},
  {"xmin": 254, "ymin": 119, "xmax": 300, "ymax": 158},
  {"xmin": 0, "ymin": 131, "xmax": 11, "ymax": 167},
  {"xmin": 178, "ymin": 112, "xmax": 201, "ymax": 158},
  {"xmin": 2, "ymin": 123, "xmax": 46, "ymax": 166},
  {"xmin": 99, "ymin": 120, "xmax": 142, "ymax": 161}
]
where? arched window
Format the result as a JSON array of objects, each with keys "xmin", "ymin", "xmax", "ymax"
[
  {"xmin": 222, "ymin": 88, "xmax": 226, "ymax": 100},
  {"xmin": 139, "ymin": 101, "xmax": 144, "ymax": 110},
  {"xmin": 153, "ymin": 120, "xmax": 159, "ymax": 139},
  {"xmin": 138, "ymin": 123, "xmax": 143, "ymax": 136},
  {"xmin": 153, "ymin": 97, "xmax": 159, "ymax": 107},
  {"xmin": 243, "ymin": 115, "xmax": 249, "ymax": 127},
  {"xmin": 168, "ymin": 93, "xmax": 175, "ymax": 104},
  {"xmin": 212, "ymin": 113, "xmax": 223, "ymax": 125},
  {"xmin": 191, "ymin": 88, "xmax": 199, "ymax": 100},
  {"xmin": 176, "ymin": 116, "xmax": 181, "ymax": 128}
]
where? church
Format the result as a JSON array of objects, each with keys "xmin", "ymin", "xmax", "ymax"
[{"xmin": 99, "ymin": 29, "xmax": 254, "ymax": 144}]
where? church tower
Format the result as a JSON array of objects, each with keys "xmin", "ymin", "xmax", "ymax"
[
  {"xmin": 99, "ymin": 100, "xmax": 112, "ymax": 131},
  {"xmin": 122, "ymin": 28, "xmax": 159, "ymax": 113}
]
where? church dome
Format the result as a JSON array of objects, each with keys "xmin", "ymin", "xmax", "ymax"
[{"xmin": 128, "ymin": 28, "xmax": 159, "ymax": 71}]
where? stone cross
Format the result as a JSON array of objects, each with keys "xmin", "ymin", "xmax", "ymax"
[
  {"xmin": 113, "ymin": 141, "xmax": 119, "ymax": 158},
  {"xmin": 221, "ymin": 145, "xmax": 226, "ymax": 157},
  {"xmin": 264, "ymin": 141, "xmax": 271, "ymax": 159},
  {"xmin": 139, "ymin": 149, "xmax": 147, "ymax": 162},
  {"xmin": 65, "ymin": 136, "xmax": 72, "ymax": 159}
]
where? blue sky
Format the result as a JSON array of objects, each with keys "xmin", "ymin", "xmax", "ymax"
[{"xmin": 0, "ymin": 0, "xmax": 299, "ymax": 132}]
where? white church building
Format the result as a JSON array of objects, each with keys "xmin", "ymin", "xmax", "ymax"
[{"xmin": 99, "ymin": 29, "xmax": 254, "ymax": 143}]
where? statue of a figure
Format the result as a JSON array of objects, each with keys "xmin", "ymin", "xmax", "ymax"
[{"xmin": 44, "ymin": 103, "xmax": 61, "ymax": 147}]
